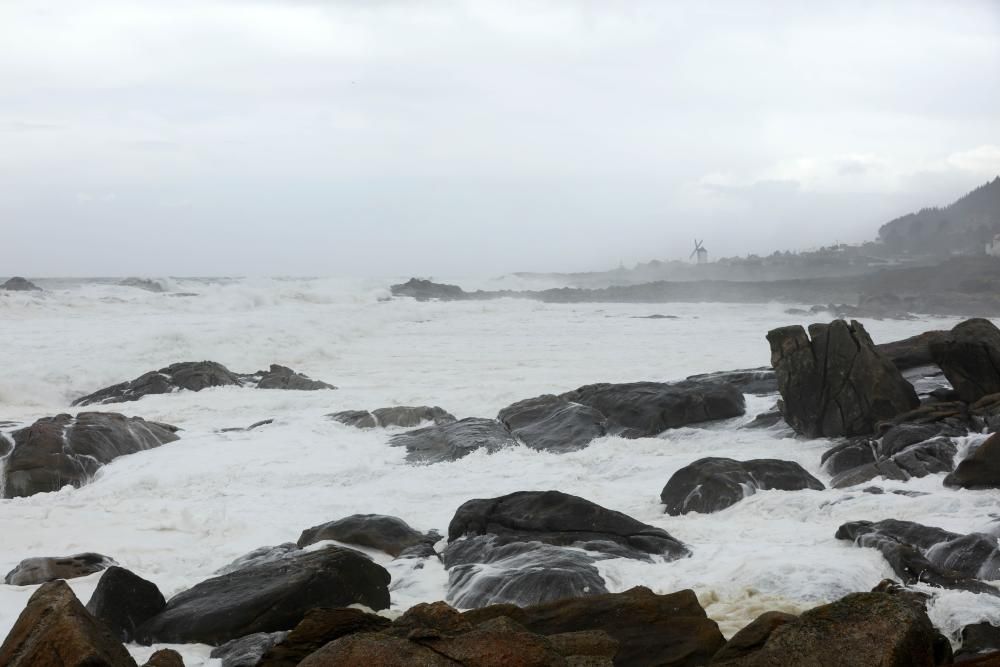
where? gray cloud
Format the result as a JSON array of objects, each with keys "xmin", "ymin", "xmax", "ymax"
[{"xmin": 1, "ymin": 0, "xmax": 999, "ymax": 276}]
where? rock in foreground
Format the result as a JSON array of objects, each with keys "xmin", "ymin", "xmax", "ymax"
[
  {"xmin": 2, "ymin": 412, "xmax": 179, "ymax": 498},
  {"xmin": 768, "ymin": 320, "xmax": 918, "ymax": 437}
]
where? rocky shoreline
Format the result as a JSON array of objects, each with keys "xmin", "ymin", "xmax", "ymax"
[{"xmin": 2, "ymin": 318, "xmax": 1000, "ymax": 665}]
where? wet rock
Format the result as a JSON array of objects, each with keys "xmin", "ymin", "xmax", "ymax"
[
  {"xmin": 86, "ymin": 566, "xmax": 166, "ymax": 642},
  {"xmin": 931, "ymin": 318, "xmax": 1000, "ymax": 402},
  {"xmin": 463, "ymin": 586, "xmax": 725, "ymax": 667},
  {"xmin": 821, "ymin": 438, "xmax": 877, "ymax": 476},
  {"xmin": 710, "ymin": 611, "xmax": 797, "ymax": 663},
  {"xmin": 142, "ymin": 649, "xmax": 184, "ymax": 667},
  {"xmin": 710, "ymin": 591, "xmax": 949, "ymax": 667},
  {"xmin": 210, "ymin": 632, "xmax": 288, "ymax": 667},
  {"xmin": 444, "ymin": 537, "xmax": 608, "ymax": 607},
  {"xmin": 119, "ymin": 277, "xmax": 165, "ymax": 293},
  {"xmin": 331, "ymin": 406, "xmax": 456, "ymax": 429},
  {"xmin": 835, "ymin": 519, "xmax": 1000, "ymax": 595},
  {"xmin": 685, "ymin": 368, "xmax": 778, "ymax": 396},
  {"xmin": 215, "ymin": 543, "xmax": 301, "ymax": 575},
  {"xmin": 768, "ymin": 319, "xmax": 919, "ymax": 438},
  {"xmin": 1, "ymin": 276, "xmax": 41, "ymax": 291},
  {"xmin": 389, "ymin": 417, "xmax": 519, "ymax": 463},
  {"xmin": 946, "ymin": 432, "xmax": 1000, "ymax": 489},
  {"xmin": 73, "ymin": 361, "xmax": 335, "ymax": 406},
  {"xmin": 1, "ymin": 412, "xmax": 180, "ymax": 498},
  {"xmin": 660, "ymin": 457, "xmax": 824, "ymax": 516},
  {"xmin": 0, "ymin": 580, "xmax": 136, "ymax": 667},
  {"xmin": 258, "ymin": 607, "xmax": 390, "ymax": 667},
  {"xmin": 498, "ymin": 394, "xmax": 608, "ymax": 453},
  {"xmin": 448, "ymin": 490, "xmax": 689, "ymax": 560},
  {"xmin": 959, "ymin": 622, "xmax": 1000, "ymax": 659},
  {"xmin": 559, "ymin": 379, "xmax": 746, "ymax": 437},
  {"xmin": 390, "ymin": 277, "xmax": 467, "ymax": 301},
  {"xmin": 5, "ymin": 552, "xmax": 116, "ymax": 586},
  {"xmin": 136, "ymin": 546, "xmax": 391, "ymax": 645},
  {"xmin": 246, "ymin": 364, "xmax": 336, "ymax": 390},
  {"xmin": 741, "ymin": 409, "xmax": 785, "ymax": 429},
  {"xmin": 297, "ymin": 514, "xmax": 439, "ymax": 557},
  {"xmin": 876, "ymin": 330, "xmax": 948, "ymax": 371}
]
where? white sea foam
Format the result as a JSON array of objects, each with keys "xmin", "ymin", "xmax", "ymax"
[{"xmin": 1, "ymin": 278, "xmax": 998, "ymax": 664}]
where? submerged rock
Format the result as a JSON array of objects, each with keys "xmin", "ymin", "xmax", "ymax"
[
  {"xmin": 389, "ymin": 417, "xmax": 518, "ymax": 463},
  {"xmin": 835, "ymin": 519, "xmax": 1000, "ymax": 595},
  {"xmin": 5, "ymin": 552, "xmax": 116, "ymax": 586},
  {"xmin": 330, "ymin": 406, "xmax": 455, "ymax": 429},
  {"xmin": 136, "ymin": 546, "xmax": 391, "ymax": 645},
  {"xmin": 930, "ymin": 318, "xmax": 1000, "ymax": 402},
  {"xmin": 660, "ymin": 457, "xmax": 824, "ymax": 516},
  {"xmin": 297, "ymin": 514, "xmax": 439, "ymax": 558},
  {"xmin": 945, "ymin": 432, "xmax": 1000, "ymax": 489},
  {"xmin": 86, "ymin": 566, "xmax": 166, "ymax": 642},
  {"xmin": 559, "ymin": 379, "xmax": 746, "ymax": 437},
  {"xmin": 1, "ymin": 412, "xmax": 179, "ymax": 498},
  {"xmin": 767, "ymin": 320, "xmax": 919, "ymax": 438},
  {"xmin": 118, "ymin": 277, "xmax": 165, "ymax": 292},
  {"xmin": 1, "ymin": 276, "xmax": 41, "ymax": 291},
  {"xmin": 73, "ymin": 360, "xmax": 335, "ymax": 406},
  {"xmin": 0, "ymin": 580, "xmax": 136, "ymax": 667},
  {"xmin": 498, "ymin": 394, "xmax": 608, "ymax": 453}
]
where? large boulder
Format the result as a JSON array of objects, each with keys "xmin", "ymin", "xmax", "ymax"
[
  {"xmin": 1, "ymin": 412, "xmax": 179, "ymax": 498},
  {"xmin": 660, "ymin": 457, "xmax": 824, "ymax": 515},
  {"xmin": 875, "ymin": 330, "xmax": 948, "ymax": 371},
  {"xmin": 767, "ymin": 320, "xmax": 919, "ymax": 437},
  {"xmin": 709, "ymin": 591, "xmax": 949, "ymax": 666},
  {"xmin": 930, "ymin": 318, "xmax": 1000, "ymax": 402},
  {"xmin": 135, "ymin": 546, "xmax": 391, "ymax": 645},
  {"xmin": 559, "ymin": 380, "xmax": 745, "ymax": 437},
  {"xmin": 0, "ymin": 580, "xmax": 136, "ymax": 667},
  {"xmin": 463, "ymin": 586, "xmax": 725, "ymax": 667},
  {"xmin": 5, "ymin": 552, "xmax": 116, "ymax": 585},
  {"xmin": 73, "ymin": 361, "xmax": 335, "ymax": 406},
  {"xmin": 1, "ymin": 276, "xmax": 41, "ymax": 291},
  {"xmin": 389, "ymin": 417, "xmax": 519, "ymax": 464},
  {"xmin": 86, "ymin": 566, "xmax": 166, "ymax": 642},
  {"xmin": 330, "ymin": 406, "xmax": 455, "ymax": 429},
  {"xmin": 945, "ymin": 432, "xmax": 1000, "ymax": 489},
  {"xmin": 710, "ymin": 611, "xmax": 798, "ymax": 663},
  {"xmin": 498, "ymin": 394, "xmax": 609, "ymax": 453},
  {"xmin": 297, "ymin": 514, "xmax": 439, "ymax": 558},
  {"xmin": 835, "ymin": 519, "xmax": 1000, "ymax": 594}
]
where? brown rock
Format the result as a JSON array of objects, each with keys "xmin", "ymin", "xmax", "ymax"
[
  {"xmin": 0, "ymin": 580, "xmax": 137, "ymax": 667},
  {"xmin": 259, "ymin": 607, "xmax": 390, "ymax": 667},
  {"xmin": 142, "ymin": 649, "xmax": 184, "ymax": 667},
  {"xmin": 945, "ymin": 432, "xmax": 1000, "ymax": 489},
  {"xmin": 711, "ymin": 612, "xmax": 798, "ymax": 663}
]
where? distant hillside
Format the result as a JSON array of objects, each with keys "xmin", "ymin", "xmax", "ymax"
[{"xmin": 878, "ymin": 176, "xmax": 1000, "ymax": 255}]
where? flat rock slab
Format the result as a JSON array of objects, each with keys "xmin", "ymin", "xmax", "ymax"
[
  {"xmin": 389, "ymin": 417, "xmax": 518, "ymax": 463},
  {"xmin": 330, "ymin": 406, "xmax": 455, "ymax": 429}
]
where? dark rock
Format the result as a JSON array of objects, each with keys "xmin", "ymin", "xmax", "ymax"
[
  {"xmin": 448, "ymin": 490, "xmax": 689, "ymax": 560},
  {"xmin": 258, "ymin": 607, "xmax": 390, "ymax": 667},
  {"xmin": 958, "ymin": 651, "xmax": 1000, "ymax": 666},
  {"xmin": 931, "ymin": 318, "xmax": 1000, "ymax": 402},
  {"xmin": 86, "ymin": 566, "xmax": 166, "ymax": 642},
  {"xmin": 215, "ymin": 543, "xmax": 301, "ymax": 575},
  {"xmin": 390, "ymin": 277, "xmax": 467, "ymax": 301},
  {"xmin": 389, "ymin": 417, "xmax": 519, "ymax": 464},
  {"xmin": 829, "ymin": 459, "xmax": 909, "ymax": 488},
  {"xmin": 5, "ymin": 552, "xmax": 116, "ymax": 585},
  {"xmin": 463, "ymin": 586, "xmax": 725, "ymax": 667},
  {"xmin": 297, "ymin": 514, "xmax": 438, "ymax": 557},
  {"xmin": 210, "ymin": 632, "xmax": 288, "ymax": 667},
  {"xmin": 685, "ymin": 368, "xmax": 778, "ymax": 395},
  {"xmin": 444, "ymin": 537, "xmax": 608, "ymax": 607},
  {"xmin": 741, "ymin": 409, "xmax": 785, "ymax": 429},
  {"xmin": 960, "ymin": 623, "xmax": 1000, "ymax": 658},
  {"xmin": 946, "ymin": 432, "xmax": 1000, "ymax": 489},
  {"xmin": 876, "ymin": 330, "xmax": 948, "ymax": 371},
  {"xmin": 767, "ymin": 320, "xmax": 919, "ymax": 438},
  {"xmin": 835, "ymin": 519, "xmax": 1000, "ymax": 594},
  {"xmin": 119, "ymin": 278, "xmax": 165, "ymax": 293},
  {"xmin": 660, "ymin": 457, "xmax": 824, "ymax": 516},
  {"xmin": 220, "ymin": 419, "xmax": 274, "ymax": 433},
  {"xmin": 709, "ymin": 591, "xmax": 948, "ymax": 667},
  {"xmin": 710, "ymin": 611, "xmax": 797, "ymax": 663},
  {"xmin": 331, "ymin": 406, "xmax": 456, "ymax": 429},
  {"xmin": 0, "ymin": 580, "xmax": 136, "ymax": 667},
  {"xmin": 559, "ymin": 380, "xmax": 745, "ymax": 437},
  {"xmin": 73, "ymin": 361, "xmax": 243, "ymax": 406},
  {"xmin": 1, "ymin": 276, "xmax": 41, "ymax": 291},
  {"xmin": 2, "ymin": 412, "xmax": 180, "ymax": 498},
  {"xmin": 141, "ymin": 649, "xmax": 184, "ymax": 667},
  {"xmin": 821, "ymin": 438, "xmax": 877, "ymax": 476},
  {"xmin": 135, "ymin": 546, "xmax": 391, "ymax": 645},
  {"xmin": 247, "ymin": 364, "xmax": 336, "ymax": 391},
  {"xmin": 498, "ymin": 394, "xmax": 608, "ymax": 453},
  {"xmin": 329, "ymin": 409, "xmax": 377, "ymax": 428}
]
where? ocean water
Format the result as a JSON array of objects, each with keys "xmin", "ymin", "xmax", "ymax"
[{"xmin": 1, "ymin": 277, "xmax": 998, "ymax": 664}]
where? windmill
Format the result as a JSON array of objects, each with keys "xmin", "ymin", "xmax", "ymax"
[{"xmin": 690, "ymin": 239, "xmax": 708, "ymax": 264}]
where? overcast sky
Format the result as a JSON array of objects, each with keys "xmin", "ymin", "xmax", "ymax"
[{"xmin": 2, "ymin": 1, "xmax": 999, "ymax": 277}]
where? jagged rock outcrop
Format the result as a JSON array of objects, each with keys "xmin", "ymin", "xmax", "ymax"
[
  {"xmin": 1, "ymin": 412, "xmax": 179, "ymax": 498},
  {"xmin": 330, "ymin": 406, "xmax": 455, "ymax": 429},
  {"xmin": 498, "ymin": 394, "xmax": 609, "ymax": 453},
  {"xmin": 660, "ymin": 457, "xmax": 824, "ymax": 515},
  {"xmin": 297, "ymin": 514, "xmax": 439, "ymax": 558},
  {"xmin": 767, "ymin": 320, "xmax": 919, "ymax": 437},
  {"xmin": 135, "ymin": 546, "xmax": 391, "ymax": 645},
  {"xmin": 86, "ymin": 567, "xmax": 166, "ymax": 642},
  {"xmin": 1, "ymin": 276, "xmax": 41, "ymax": 291},
  {"xmin": 835, "ymin": 519, "xmax": 1000, "ymax": 595},
  {"xmin": 945, "ymin": 432, "xmax": 1000, "ymax": 489},
  {"xmin": 389, "ymin": 417, "xmax": 519, "ymax": 463},
  {"xmin": 391, "ymin": 278, "xmax": 467, "ymax": 301},
  {"xmin": 5, "ymin": 552, "xmax": 116, "ymax": 586},
  {"xmin": 0, "ymin": 580, "xmax": 137, "ymax": 667},
  {"xmin": 72, "ymin": 361, "xmax": 335, "ymax": 406},
  {"xmin": 931, "ymin": 319, "xmax": 1000, "ymax": 402}
]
